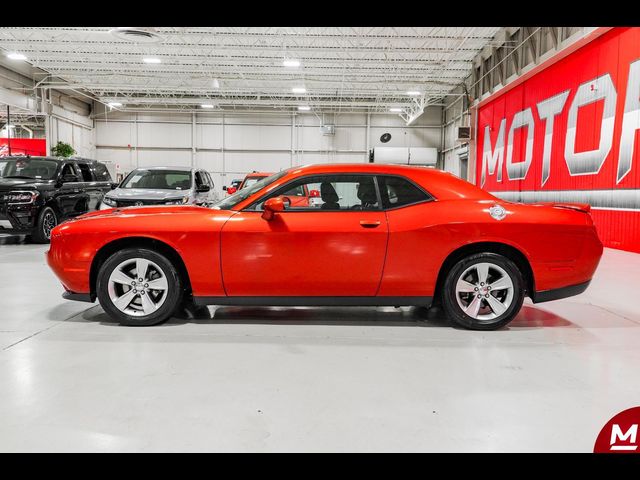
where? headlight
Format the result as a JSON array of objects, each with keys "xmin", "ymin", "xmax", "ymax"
[
  {"xmin": 3, "ymin": 191, "xmax": 39, "ymax": 204},
  {"xmin": 102, "ymin": 196, "xmax": 117, "ymax": 207},
  {"xmin": 165, "ymin": 196, "xmax": 189, "ymax": 205}
]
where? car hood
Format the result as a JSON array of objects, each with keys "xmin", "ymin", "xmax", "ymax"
[
  {"xmin": 55, "ymin": 205, "xmax": 236, "ymax": 234},
  {"xmin": 107, "ymin": 188, "xmax": 191, "ymax": 200},
  {"xmin": 77, "ymin": 205, "xmax": 207, "ymax": 219},
  {"xmin": 0, "ymin": 178, "xmax": 54, "ymax": 191}
]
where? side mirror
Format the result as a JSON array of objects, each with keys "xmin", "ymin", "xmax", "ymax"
[
  {"xmin": 261, "ymin": 197, "xmax": 285, "ymax": 221},
  {"xmin": 196, "ymin": 184, "xmax": 210, "ymax": 193},
  {"xmin": 226, "ymin": 186, "xmax": 237, "ymax": 195},
  {"xmin": 110, "ymin": 182, "xmax": 119, "ymax": 190},
  {"xmin": 222, "ymin": 185, "xmax": 227, "ymax": 191}
]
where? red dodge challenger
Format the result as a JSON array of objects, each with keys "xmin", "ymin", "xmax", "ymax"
[{"xmin": 47, "ymin": 164, "xmax": 603, "ymax": 330}]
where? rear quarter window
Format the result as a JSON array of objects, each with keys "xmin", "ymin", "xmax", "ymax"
[
  {"xmin": 378, "ymin": 175, "xmax": 431, "ymax": 209},
  {"xmin": 93, "ymin": 163, "xmax": 112, "ymax": 182}
]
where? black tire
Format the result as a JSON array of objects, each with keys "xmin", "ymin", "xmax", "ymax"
[
  {"xmin": 31, "ymin": 206, "xmax": 58, "ymax": 244},
  {"xmin": 96, "ymin": 248, "xmax": 183, "ymax": 326},
  {"xmin": 441, "ymin": 253, "xmax": 524, "ymax": 331}
]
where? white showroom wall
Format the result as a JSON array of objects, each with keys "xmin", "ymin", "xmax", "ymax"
[{"xmin": 95, "ymin": 107, "xmax": 442, "ymax": 195}]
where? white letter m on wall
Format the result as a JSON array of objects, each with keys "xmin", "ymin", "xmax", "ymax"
[{"xmin": 481, "ymin": 118, "xmax": 506, "ymax": 187}]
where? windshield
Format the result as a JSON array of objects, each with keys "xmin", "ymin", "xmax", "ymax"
[
  {"xmin": 213, "ymin": 170, "xmax": 288, "ymax": 210},
  {"xmin": 0, "ymin": 158, "xmax": 59, "ymax": 180},
  {"xmin": 241, "ymin": 176, "xmax": 264, "ymax": 189},
  {"xmin": 121, "ymin": 169, "xmax": 192, "ymax": 190}
]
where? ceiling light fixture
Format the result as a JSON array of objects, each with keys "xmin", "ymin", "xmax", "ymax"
[
  {"xmin": 201, "ymin": 104, "xmax": 215, "ymax": 109},
  {"xmin": 212, "ymin": 78, "xmax": 220, "ymax": 89},
  {"xmin": 389, "ymin": 107, "xmax": 403, "ymax": 112},
  {"xmin": 7, "ymin": 52, "xmax": 27, "ymax": 61},
  {"xmin": 292, "ymin": 87, "xmax": 307, "ymax": 94},
  {"xmin": 283, "ymin": 59, "xmax": 301, "ymax": 68},
  {"xmin": 107, "ymin": 102, "xmax": 123, "ymax": 107},
  {"xmin": 406, "ymin": 91, "xmax": 422, "ymax": 96},
  {"xmin": 143, "ymin": 57, "xmax": 162, "ymax": 64},
  {"xmin": 298, "ymin": 105, "xmax": 311, "ymax": 111}
]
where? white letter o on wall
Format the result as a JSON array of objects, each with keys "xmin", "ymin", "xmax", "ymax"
[
  {"xmin": 565, "ymin": 73, "xmax": 617, "ymax": 176},
  {"xmin": 506, "ymin": 108, "xmax": 535, "ymax": 181}
]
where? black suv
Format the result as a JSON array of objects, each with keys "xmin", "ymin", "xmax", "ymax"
[{"xmin": 0, "ymin": 156, "xmax": 115, "ymax": 243}]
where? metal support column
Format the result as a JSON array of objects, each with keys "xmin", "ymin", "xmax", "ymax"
[
  {"xmin": 221, "ymin": 113, "xmax": 226, "ymax": 183},
  {"xmin": 365, "ymin": 112, "xmax": 370, "ymax": 162},
  {"xmin": 191, "ymin": 112, "xmax": 196, "ymax": 168},
  {"xmin": 6, "ymin": 106, "xmax": 11, "ymax": 156}
]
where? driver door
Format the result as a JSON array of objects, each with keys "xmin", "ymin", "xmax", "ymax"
[{"xmin": 220, "ymin": 174, "xmax": 388, "ymax": 297}]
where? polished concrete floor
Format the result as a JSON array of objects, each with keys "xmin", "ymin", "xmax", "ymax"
[{"xmin": 0, "ymin": 235, "xmax": 638, "ymax": 452}]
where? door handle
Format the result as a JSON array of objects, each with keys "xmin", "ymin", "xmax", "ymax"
[{"xmin": 360, "ymin": 220, "xmax": 381, "ymax": 228}]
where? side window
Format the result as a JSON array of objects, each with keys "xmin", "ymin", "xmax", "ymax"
[
  {"xmin": 195, "ymin": 171, "xmax": 206, "ymax": 188},
  {"xmin": 254, "ymin": 175, "xmax": 379, "ymax": 211},
  {"xmin": 76, "ymin": 163, "xmax": 94, "ymax": 182},
  {"xmin": 60, "ymin": 163, "xmax": 78, "ymax": 179},
  {"xmin": 377, "ymin": 176, "xmax": 430, "ymax": 209},
  {"xmin": 205, "ymin": 172, "xmax": 214, "ymax": 189},
  {"xmin": 93, "ymin": 163, "xmax": 112, "ymax": 182},
  {"xmin": 282, "ymin": 184, "xmax": 306, "ymax": 197}
]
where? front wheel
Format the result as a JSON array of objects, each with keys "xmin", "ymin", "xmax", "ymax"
[
  {"xmin": 441, "ymin": 253, "xmax": 524, "ymax": 330},
  {"xmin": 96, "ymin": 248, "xmax": 183, "ymax": 326},
  {"xmin": 31, "ymin": 206, "xmax": 57, "ymax": 244}
]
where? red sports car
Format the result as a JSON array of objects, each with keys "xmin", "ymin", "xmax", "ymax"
[{"xmin": 47, "ymin": 164, "xmax": 603, "ymax": 330}]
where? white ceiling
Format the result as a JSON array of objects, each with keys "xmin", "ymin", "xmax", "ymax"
[{"xmin": 0, "ymin": 27, "xmax": 500, "ymax": 117}]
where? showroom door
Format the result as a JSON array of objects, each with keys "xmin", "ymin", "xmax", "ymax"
[{"xmin": 220, "ymin": 174, "xmax": 389, "ymax": 297}]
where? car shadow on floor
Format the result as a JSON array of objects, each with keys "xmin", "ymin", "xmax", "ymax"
[
  {"xmin": 0, "ymin": 234, "xmax": 29, "ymax": 245},
  {"xmin": 66, "ymin": 302, "xmax": 575, "ymax": 330}
]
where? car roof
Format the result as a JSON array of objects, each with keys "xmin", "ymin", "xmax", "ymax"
[
  {"xmin": 132, "ymin": 166, "xmax": 194, "ymax": 172},
  {"xmin": 246, "ymin": 172, "xmax": 272, "ymax": 177},
  {"xmin": 2, "ymin": 155, "xmax": 65, "ymax": 162},
  {"xmin": 2, "ymin": 155, "xmax": 105, "ymax": 164},
  {"xmin": 287, "ymin": 163, "xmax": 437, "ymax": 174},
  {"xmin": 230, "ymin": 163, "xmax": 493, "ymax": 210}
]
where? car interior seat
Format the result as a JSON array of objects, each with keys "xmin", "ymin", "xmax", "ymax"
[
  {"xmin": 356, "ymin": 180, "xmax": 378, "ymax": 209},
  {"xmin": 320, "ymin": 182, "xmax": 340, "ymax": 210},
  {"xmin": 148, "ymin": 175, "xmax": 169, "ymax": 189},
  {"xmin": 175, "ymin": 179, "xmax": 191, "ymax": 190}
]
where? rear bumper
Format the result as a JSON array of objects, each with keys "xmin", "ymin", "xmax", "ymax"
[{"xmin": 531, "ymin": 280, "xmax": 591, "ymax": 303}]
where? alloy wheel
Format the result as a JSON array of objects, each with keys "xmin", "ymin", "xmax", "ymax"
[
  {"xmin": 454, "ymin": 262, "xmax": 514, "ymax": 322},
  {"xmin": 43, "ymin": 211, "xmax": 57, "ymax": 239},
  {"xmin": 107, "ymin": 258, "xmax": 169, "ymax": 316}
]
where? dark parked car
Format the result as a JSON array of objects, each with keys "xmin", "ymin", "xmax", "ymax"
[{"xmin": 0, "ymin": 156, "xmax": 114, "ymax": 243}]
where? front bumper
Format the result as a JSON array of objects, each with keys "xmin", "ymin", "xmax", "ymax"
[{"xmin": 0, "ymin": 203, "xmax": 38, "ymax": 233}]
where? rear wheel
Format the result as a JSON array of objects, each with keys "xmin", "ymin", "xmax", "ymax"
[
  {"xmin": 96, "ymin": 248, "xmax": 183, "ymax": 326},
  {"xmin": 441, "ymin": 253, "xmax": 524, "ymax": 330},
  {"xmin": 31, "ymin": 206, "xmax": 57, "ymax": 244}
]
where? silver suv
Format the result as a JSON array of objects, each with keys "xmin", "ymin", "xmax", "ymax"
[{"xmin": 100, "ymin": 166, "xmax": 218, "ymax": 210}]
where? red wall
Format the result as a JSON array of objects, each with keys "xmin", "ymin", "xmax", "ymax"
[
  {"xmin": 0, "ymin": 138, "xmax": 47, "ymax": 157},
  {"xmin": 475, "ymin": 27, "xmax": 640, "ymax": 253}
]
